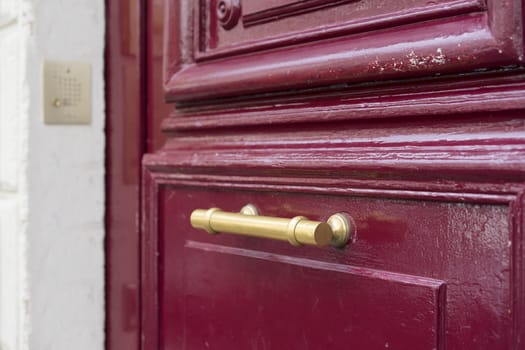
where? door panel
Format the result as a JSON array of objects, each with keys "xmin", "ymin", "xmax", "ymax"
[
  {"xmin": 176, "ymin": 244, "xmax": 443, "ymax": 350},
  {"xmin": 200, "ymin": 0, "xmax": 484, "ymax": 54},
  {"xmin": 164, "ymin": 0, "xmax": 524, "ymax": 101},
  {"xmin": 106, "ymin": 1, "xmax": 145, "ymax": 349},
  {"xmin": 138, "ymin": 1, "xmax": 525, "ymax": 349},
  {"xmin": 155, "ymin": 186, "xmax": 514, "ymax": 349}
]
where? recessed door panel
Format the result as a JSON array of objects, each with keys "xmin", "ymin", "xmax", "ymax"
[
  {"xmin": 198, "ymin": 0, "xmax": 484, "ymax": 55},
  {"xmin": 157, "ymin": 186, "xmax": 514, "ymax": 349},
  {"xmin": 164, "ymin": 0, "xmax": 524, "ymax": 101},
  {"xmin": 175, "ymin": 241, "xmax": 444, "ymax": 350}
]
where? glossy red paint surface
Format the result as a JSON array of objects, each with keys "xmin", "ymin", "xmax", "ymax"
[
  {"xmin": 202, "ymin": 0, "xmax": 484, "ymax": 53},
  {"xmin": 106, "ymin": 0, "xmax": 166, "ymax": 349},
  {"xmin": 143, "ymin": 116, "xmax": 525, "ymax": 349},
  {"xmin": 158, "ymin": 187, "xmax": 514, "ymax": 349},
  {"xmin": 139, "ymin": 1, "xmax": 525, "ymax": 349},
  {"xmin": 165, "ymin": 0, "xmax": 523, "ymax": 101},
  {"xmin": 106, "ymin": 1, "xmax": 144, "ymax": 349},
  {"xmin": 147, "ymin": 0, "xmax": 169, "ymax": 152}
]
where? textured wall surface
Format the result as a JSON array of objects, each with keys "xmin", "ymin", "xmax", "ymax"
[
  {"xmin": 0, "ymin": 1, "xmax": 29, "ymax": 349},
  {"xmin": 0, "ymin": 1, "xmax": 105, "ymax": 349}
]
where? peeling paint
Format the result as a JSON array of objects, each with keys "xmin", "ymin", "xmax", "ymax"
[
  {"xmin": 407, "ymin": 48, "xmax": 447, "ymax": 68},
  {"xmin": 367, "ymin": 48, "xmax": 449, "ymax": 75}
]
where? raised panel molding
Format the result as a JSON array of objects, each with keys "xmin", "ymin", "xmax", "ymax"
[
  {"xmin": 242, "ymin": 0, "xmax": 360, "ymax": 27},
  {"xmin": 184, "ymin": 240, "xmax": 447, "ymax": 349},
  {"xmin": 142, "ymin": 112, "xmax": 525, "ymax": 349},
  {"xmin": 199, "ymin": 0, "xmax": 484, "ymax": 56},
  {"xmin": 142, "ymin": 163, "xmax": 523, "ymax": 350},
  {"xmin": 164, "ymin": 0, "xmax": 523, "ymax": 102},
  {"xmin": 164, "ymin": 79, "xmax": 525, "ymax": 131}
]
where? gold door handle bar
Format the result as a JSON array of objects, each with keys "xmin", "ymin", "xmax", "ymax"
[{"xmin": 190, "ymin": 204, "xmax": 351, "ymax": 247}]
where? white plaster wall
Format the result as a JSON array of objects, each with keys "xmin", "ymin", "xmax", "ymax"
[
  {"xmin": 0, "ymin": 0, "xmax": 105, "ymax": 349},
  {"xmin": 0, "ymin": 1, "xmax": 29, "ymax": 349}
]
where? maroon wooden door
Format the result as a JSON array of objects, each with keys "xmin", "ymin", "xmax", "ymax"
[
  {"xmin": 113, "ymin": 0, "xmax": 525, "ymax": 349},
  {"xmin": 106, "ymin": 1, "xmax": 168, "ymax": 349}
]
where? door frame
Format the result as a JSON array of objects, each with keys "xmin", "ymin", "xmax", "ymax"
[{"xmin": 105, "ymin": 0, "xmax": 147, "ymax": 349}]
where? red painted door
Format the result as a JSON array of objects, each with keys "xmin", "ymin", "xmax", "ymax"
[
  {"xmin": 111, "ymin": 1, "xmax": 525, "ymax": 349},
  {"xmin": 106, "ymin": 1, "xmax": 167, "ymax": 349}
]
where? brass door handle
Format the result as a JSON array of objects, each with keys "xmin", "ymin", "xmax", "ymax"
[{"xmin": 190, "ymin": 204, "xmax": 351, "ymax": 247}]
